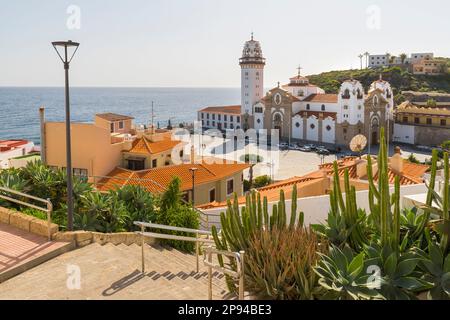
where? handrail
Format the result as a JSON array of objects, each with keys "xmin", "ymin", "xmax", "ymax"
[
  {"xmin": 134, "ymin": 221, "xmax": 212, "ymax": 236},
  {"xmin": 203, "ymin": 246, "xmax": 245, "ymax": 300},
  {"xmin": 0, "ymin": 187, "xmax": 53, "ymax": 241},
  {"xmin": 135, "ymin": 220, "xmax": 215, "ymax": 274}
]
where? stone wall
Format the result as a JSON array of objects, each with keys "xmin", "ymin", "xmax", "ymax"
[
  {"xmin": 53, "ymin": 230, "xmax": 156, "ymax": 248},
  {"xmin": 0, "ymin": 206, "xmax": 58, "ymax": 238},
  {"xmin": 414, "ymin": 125, "xmax": 450, "ymax": 146}
]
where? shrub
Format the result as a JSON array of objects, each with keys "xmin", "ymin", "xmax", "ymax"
[
  {"xmin": 253, "ymin": 175, "xmax": 271, "ymax": 188},
  {"xmin": 246, "ymin": 227, "xmax": 326, "ymax": 300}
]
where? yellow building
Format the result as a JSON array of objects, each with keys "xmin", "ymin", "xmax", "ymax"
[
  {"xmin": 42, "ymin": 111, "xmax": 183, "ymax": 180},
  {"xmin": 393, "ymin": 101, "xmax": 450, "ymax": 145},
  {"xmin": 413, "ymin": 58, "xmax": 448, "ymax": 75},
  {"xmin": 96, "ymin": 159, "xmax": 250, "ymax": 205}
]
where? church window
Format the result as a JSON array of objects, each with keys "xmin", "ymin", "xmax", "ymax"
[
  {"xmin": 326, "ymin": 125, "xmax": 332, "ymax": 131},
  {"xmin": 201, "ymin": 113, "xmax": 204, "ymax": 119},
  {"xmin": 224, "ymin": 115, "xmax": 227, "ymax": 121},
  {"xmin": 207, "ymin": 121, "xmax": 210, "ymax": 126},
  {"xmin": 321, "ymin": 105, "xmax": 325, "ymax": 111},
  {"xmin": 257, "ymin": 119, "xmax": 261, "ymax": 124},
  {"xmin": 358, "ymin": 105, "xmax": 362, "ymax": 110},
  {"xmin": 255, "ymin": 107, "xmax": 263, "ymax": 113},
  {"xmin": 230, "ymin": 116, "xmax": 234, "ymax": 122},
  {"xmin": 306, "ymin": 104, "xmax": 310, "ymax": 110},
  {"xmin": 236, "ymin": 126, "xmax": 240, "ymax": 129},
  {"xmin": 295, "ymin": 122, "xmax": 300, "ymax": 128},
  {"xmin": 218, "ymin": 114, "xmax": 221, "ymax": 121},
  {"xmin": 344, "ymin": 105, "xmax": 349, "ymax": 110},
  {"xmin": 343, "ymin": 128, "xmax": 347, "ymax": 134},
  {"xmin": 237, "ymin": 116, "xmax": 240, "ymax": 123},
  {"xmin": 212, "ymin": 121, "xmax": 215, "ymax": 126},
  {"xmin": 310, "ymin": 124, "xmax": 315, "ymax": 129},
  {"xmin": 224, "ymin": 123, "xmax": 227, "ymax": 129},
  {"xmin": 212, "ymin": 114, "xmax": 215, "ymax": 120},
  {"xmin": 207, "ymin": 114, "xmax": 210, "ymax": 119},
  {"xmin": 230, "ymin": 123, "xmax": 234, "ymax": 129},
  {"xmin": 342, "ymin": 89, "xmax": 350, "ymax": 99}
]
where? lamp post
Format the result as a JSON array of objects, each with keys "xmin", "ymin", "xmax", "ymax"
[
  {"xmin": 189, "ymin": 167, "xmax": 198, "ymax": 206},
  {"xmin": 52, "ymin": 40, "xmax": 80, "ymax": 231}
]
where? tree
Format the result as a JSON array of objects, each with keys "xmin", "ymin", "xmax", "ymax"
[
  {"xmin": 253, "ymin": 175, "xmax": 271, "ymax": 188},
  {"xmin": 427, "ymin": 99, "xmax": 437, "ymax": 107},
  {"xmin": 400, "ymin": 53, "xmax": 408, "ymax": 64}
]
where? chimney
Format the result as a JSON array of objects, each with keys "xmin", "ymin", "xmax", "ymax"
[
  {"xmin": 390, "ymin": 146, "xmax": 404, "ymax": 174},
  {"xmin": 356, "ymin": 158, "xmax": 368, "ymax": 179},
  {"xmin": 39, "ymin": 107, "xmax": 46, "ymax": 165}
]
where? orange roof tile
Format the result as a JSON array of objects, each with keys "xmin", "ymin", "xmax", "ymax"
[
  {"xmin": 198, "ymin": 105, "xmax": 241, "ymax": 114},
  {"xmin": 97, "ymin": 159, "xmax": 250, "ymax": 194},
  {"xmin": 126, "ymin": 136, "xmax": 182, "ymax": 155},
  {"xmin": 302, "ymin": 94, "xmax": 338, "ymax": 103}
]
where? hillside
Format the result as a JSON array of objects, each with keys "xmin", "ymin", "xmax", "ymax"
[{"xmin": 307, "ymin": 65, "xmax": 450, "ymax": 104}]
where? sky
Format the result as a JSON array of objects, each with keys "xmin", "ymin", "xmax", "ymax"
[{"xmin": 1, "ymin": 0, "xmax": 449, "ymax": 87}]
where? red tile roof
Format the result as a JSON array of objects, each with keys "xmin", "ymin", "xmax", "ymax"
[
  {"xmin": 198, "ymin": 105, "xmax": 241, "ymax": 114},
  {"xmin": 96, "ymin": 113, "xmax": 134, "ymax": 121},
  {"xmin": 126, "ymin": 136, "xmax": 182, "ymax": 155},
  {"xmin": 97, "ymin": 159, "xmax": 250, "ymax": 194},
  {"xmin": 302, "ymin": 94, "xmax": 338, "ymax": 103}
]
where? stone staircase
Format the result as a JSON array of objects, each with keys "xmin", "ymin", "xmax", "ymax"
[{"xmin": 0, "ymin": 242, "xmax": 236, "ymax": 300}]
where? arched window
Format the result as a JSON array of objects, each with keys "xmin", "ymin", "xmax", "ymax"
[
  {"xmin": 342, "ymin": 89, "xmax": 350, "ymax": 99},
  {"xmin": 306, "ymin": 104, "xmax": 310, "ymax": 110},
  {"xmin": 321, "ymin": 104, "xmax": 325, "ymax": 111},
  {"xmin": 295, "ymin": 122, "xmax": 300, "ymax": 128},
  {"xmin": 274, "ymin": 114, "xmax": 282, "ymax": 122}
]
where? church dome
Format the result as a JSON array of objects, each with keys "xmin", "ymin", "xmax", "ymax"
[{"xmin": 239, "ymin": 34, "xmax": 265, "ymax": 65}]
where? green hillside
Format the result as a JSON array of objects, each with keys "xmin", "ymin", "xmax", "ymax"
[{"xmin": 307, "ymin": 65, "xmax": 450, "ymax": 104}]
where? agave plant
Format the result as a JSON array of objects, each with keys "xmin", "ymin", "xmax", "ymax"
[
  {"xmin": 314, "ymin": 245, "xmax": 381, "ymax": 300},
  {"xmin": 116, "ymin": 185, "xmax": 155, "ymax": 231},
  {"xmin": 416, "ymin": 241, "xmax": 450, "ymax": 300},
  {"xmin": 364, "ymin": 243, "xmax": 430, "ymax": 300},
  {"xmin": 399, "ymin": 208, "xmax": 429, "ymax": 251}
]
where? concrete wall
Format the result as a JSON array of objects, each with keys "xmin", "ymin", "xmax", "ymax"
[
  {"xmin": 201, "ymin": 184, "xmax": 428, "ymax": 230},
  {"xmin": 45, "ymin": 122, "xmax": 124, "ymax": 178},
  {"xmin": 393, "ymin": 123, "xmax": 415, "ymax": 144}
]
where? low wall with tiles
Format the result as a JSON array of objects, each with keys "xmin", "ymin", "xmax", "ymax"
[{"xmin": 0, "ymin": 206, "xmax": 58, "ymax": 238}]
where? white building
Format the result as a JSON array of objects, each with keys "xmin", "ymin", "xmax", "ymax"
[
  {"xmin": 198, "ymin": 35, "xmax": 395, "ymax": 146},
  {"xmin": 369, "ymin": 54, "xmax": 389, "ymax": 68},
  {"xmin": 0, "ymin": 140, "xmax": 35, "ymax": 169}
]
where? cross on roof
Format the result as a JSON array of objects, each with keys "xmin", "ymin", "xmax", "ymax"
[
  {"xmin": 277, "ymin": 81, "xmax": 280, "ymax": 88},
  {"xmin": 297, "ymin": 65, "xmax": 302, "ymax": 76},
  {"xmin": 251, "ymin": 32, "xmax": 254, "ymax": 41}
]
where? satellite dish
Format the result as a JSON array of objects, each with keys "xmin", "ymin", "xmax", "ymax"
[{"xmin": 349, "ymin": 134, "xmax": 367, "ymax": 158}]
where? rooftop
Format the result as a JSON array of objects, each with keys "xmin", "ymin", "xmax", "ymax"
[
  {"xmin": 126, "ymin": 136, "xmax": 183, "ymax": 155},
  {"xmin": 198, "ymin": 105, "xmax": 241, "ymax": 115},
  {"xmin": 96, "ymin": 113, "xmax": 135, "ymax": 122},
  {"xmin": 302, "ymin": 94, "xmax": 338, "ymax": 103},
  {"xmin": 97, "ymin": 159, "xmax": 250, "ymax": 193}
]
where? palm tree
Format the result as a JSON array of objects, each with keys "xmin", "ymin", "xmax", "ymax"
[
  {"xmin": 400, "ymin": 53, "xmax": 407, "ymax": 64},
  {"xmin": 364, "ymin": 52, "xmax": 370, "ymax": 68}
]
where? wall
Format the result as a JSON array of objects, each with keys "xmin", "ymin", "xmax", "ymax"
[
  {"xmin": 322, "ymin": 117, "xmax": 335, "ymax": 144},
  {"xmin": 45, "ymin": 122, "xmax": 125, "ymax": 178},
  {"xmin": 414, "ymin": 125, "xmax": 450, "ymax": 146},
  {"xmin": 393, "ymin": 123, "xmax": 415, "ymax": 144},
  {"xmin": 201, "ymin": 184, "xmax": 428, "ymax": 230}
]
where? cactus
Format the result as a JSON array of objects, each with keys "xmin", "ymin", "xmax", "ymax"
[
  {"xmin": 366, "ymin": 127, "xmax": 402, "ymax": 253},
  {"xmin": 212, "ymin": 185, "xmax": 303, "ymax": 292}
]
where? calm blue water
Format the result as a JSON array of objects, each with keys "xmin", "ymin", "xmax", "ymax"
[{"xmin": 0, "ymin": 87, "xmax": 240, "ymax": 144}]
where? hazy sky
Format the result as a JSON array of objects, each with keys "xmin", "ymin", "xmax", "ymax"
[{"xmin": 1, "ymin": 0, "xmax": 449, "ymax": 87}]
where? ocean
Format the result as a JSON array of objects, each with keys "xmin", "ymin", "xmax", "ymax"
[{"xmin": 0, "ymin": 87, "xmax": 241, "ymax": 144}]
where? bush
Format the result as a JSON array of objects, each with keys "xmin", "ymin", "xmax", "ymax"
[
  {"xmin": 246, "ymin": 227, "xmax": 326, "ymax": 300},
  {"xmin": 408, "ymin": 153, "xmax": 420, "ymax": 164},
  {"xmin": 253, "ymin": 175, "xmax": 271, "ymax": 188},
  {"xmin": 240, "ymin": 154, "xmax": 263, "ymax": 164}
]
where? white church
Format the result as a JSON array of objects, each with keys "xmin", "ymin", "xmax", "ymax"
[{"xmin": 198, "ymin": 34, "xmax": 395, "ymax": 147}]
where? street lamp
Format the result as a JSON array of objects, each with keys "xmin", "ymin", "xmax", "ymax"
[
  {"xmin": 52, "ymin": 40, "xmax": 80, "ymax": 231},
  {"xmin": 189, "ymin": 167, "xmax": 198, "ymax": 206}
]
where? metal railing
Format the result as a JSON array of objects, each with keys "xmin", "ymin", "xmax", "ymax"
[
  {"xmin": 134, "ymin": 221, "xmax": 215, "ymax": 273},
  {"xmin": 0, "ymin": 186, "xmax": 53, "ymax": 241},
  {"xmin": 203, "ymin": 246, "xmax": 245, "ymax": 300}
]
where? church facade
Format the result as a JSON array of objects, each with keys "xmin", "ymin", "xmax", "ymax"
[{"xmin": 198, "ymin": 35, "xmax": 394, "ymax": 147}]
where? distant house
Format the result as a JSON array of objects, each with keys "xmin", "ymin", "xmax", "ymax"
[
  {"xmin": 369, "ymin": 54, "xmax": 390, "ymax": 68},
  {"xmin": 0, "ymin": 139, "xmax": 35, "ymax": 169}
]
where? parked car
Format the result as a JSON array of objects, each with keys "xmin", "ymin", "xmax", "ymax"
[
  {"xmin": 277, "ymin": 142, "xmax": 289, "ymax": 150},
  {"xmin": 299, "ymin": 146, "xmax": 312, "ymax": 152},
  {"xmin": 316, "ymin": 148, "xmax": 330, "ymax": 155},
  {"xmin": 304, "ymin": 144, "xmax": 317, "ymax": 150}
]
